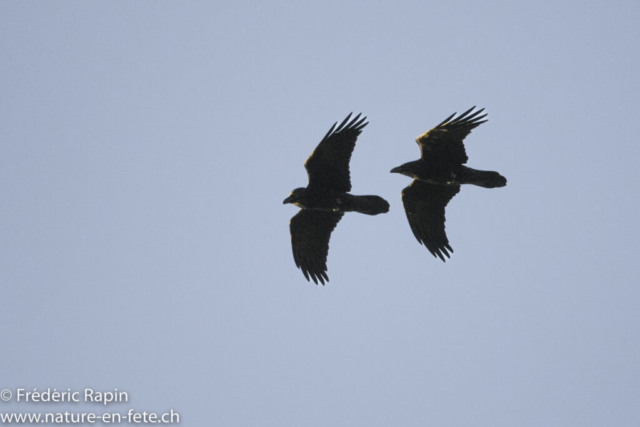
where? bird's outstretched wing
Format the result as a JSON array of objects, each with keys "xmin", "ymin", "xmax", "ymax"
[
  {"xmin": 289, "ymin": 209, "xmax": 344, "ymax": 285},
  {"xmin": 305, "ymin": 113, "xmax": 368, "ymax": 193},
  {"xmin": 401, "ymin": 180, "xmax": 460, "ymax": 261},
  {"xmin": 415, "ymin": 106, "xmax": 487, "ymax": 167}
]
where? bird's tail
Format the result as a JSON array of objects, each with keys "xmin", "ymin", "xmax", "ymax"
[
  {"xmin": 463, "ymin": 168, "xmax": 507, "ymax": 188},
  {"xmin": 345, "ymin": 195, "xmax": 390, "ymax": 215}
]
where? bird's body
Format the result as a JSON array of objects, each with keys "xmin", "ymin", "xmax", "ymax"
[
  {"xmin": 391, "ymin": 107, "xmax": 506, "ymax": 261},
  {"xmin": 394, "ymin": 161, "xmax": 506, "ymax": 188},
  {"xmin": 284, "ymin": 113, "xmax": 389, "ymax": 284},
  {"xmin": 287, "ymin": 187, "xmax": 389, "ymax": 215},
  {"xmin": 287, "ymin": 187, "xmax": 344, "ymax": 211}
]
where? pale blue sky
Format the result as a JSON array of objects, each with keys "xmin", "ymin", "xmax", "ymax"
[{"xmin": 1, "ymin": 1, "xmax": 639, "ymax": 426}]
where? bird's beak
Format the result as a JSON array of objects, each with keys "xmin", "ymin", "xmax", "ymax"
[
  {"xmin": 283, "ymin": 195, "xmax": 294, "ymax": 204},
  {"xmin": 390, "ymin": 166, "xmax": 403, "ymax": 174}
]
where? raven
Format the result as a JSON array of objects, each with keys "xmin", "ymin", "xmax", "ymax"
[
  {"xmin": 390, "ymin": 107, "xmax": 506, "ymax": 261},
  {"xmin": 284, "ymin": 113, "xmax": 390, "ymax": 284}
]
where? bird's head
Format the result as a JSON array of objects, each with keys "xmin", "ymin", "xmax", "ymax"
[
  {"xmin": 283, "ymin": 187, "xmax": 307, "ymax": 205},
  {"xmin": 390, "ymin": 162, "xmax": 421, "ymax": 180}
]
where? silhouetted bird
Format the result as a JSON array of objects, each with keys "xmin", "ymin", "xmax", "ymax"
[
  {"xmin": 284, "ymin": 113, "xmax": 390, "ymax": 284},
  {"xmin": 390, "ymin": 107, "xmax": 506, "ymax": 261}
]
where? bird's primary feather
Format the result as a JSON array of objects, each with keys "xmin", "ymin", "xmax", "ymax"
[
  {"xmin": 415, "ymin": 106, "xmax": 488, "ymax": 167},
  {"xmin": 304, "ymin": 113, "xmax": 368, "ymax": 193},
  {"xmin": 289, "ymin": 210, "xmax": 343, "ymax": 285},
  {"xmin": 401, "ymin": 181, "xmax": 460, "ymax": 261}
]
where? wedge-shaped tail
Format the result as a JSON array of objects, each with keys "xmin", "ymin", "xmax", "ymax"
[
  {"xmin": 461, "ymin": 167, "xmax": 507, "ymax": 188},
  {"xmin": 342, "ymin": 195, "xmax": 390, "ymax": 215}
]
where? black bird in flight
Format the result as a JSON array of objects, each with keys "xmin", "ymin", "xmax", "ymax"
[
  {"xmin": 390, "ymin": 107, "xmax": 506, "ymax": 261},
  {"xmin": 284, "ymin": 113, "xmax": 390, "ymax": 284}
]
